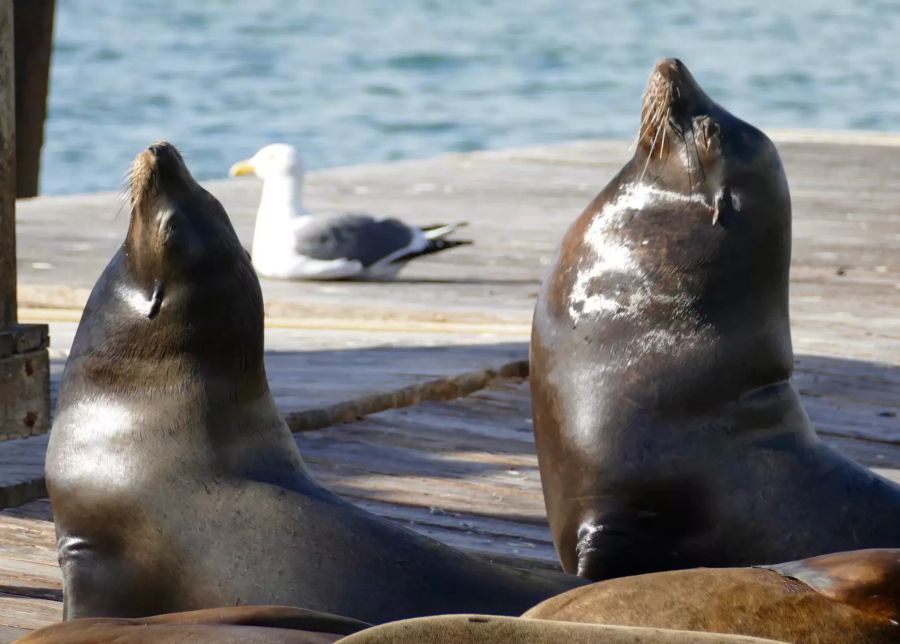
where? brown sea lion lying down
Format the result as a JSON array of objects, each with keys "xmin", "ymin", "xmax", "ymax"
[
  {"xmin": 524, "ymin": 549, "xmax": 900, "ymax": 644},
  {"xmin": 16, "ymin": 611, "xmax": 782, "ymax": 643},
  {"xmin": 338, "ymin": 615, "xmax": 783, "ymax": 643},
  {"xmin": 27, "ymin": 548, "xmax": 893, "ymax": 642},
  {"xmin": 13, "ymin": 605, "xmax": 369, "ymax": 643}
]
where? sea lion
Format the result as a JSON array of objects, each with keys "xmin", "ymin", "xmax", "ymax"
[
  {"xmin": 18, "ymin": 613, "xmax": 784, "ymax": 644},
  {"xmin": 523, "ymin": 548, "xmax": 900, "ymax": 644},
  {"xmin": 338, "ymin": 615, "xmax": 783, "ymax": 644},
  {"xmin": 45, "ymin": 142, "xmax": 582, "ymax": 622},
  {"xmin": 529, "ymin": 58, "xmax": 900, "ymax": 581},
  {"xmin": 15, "ymin": 605, "xmax": 369, "ymax": 644}
]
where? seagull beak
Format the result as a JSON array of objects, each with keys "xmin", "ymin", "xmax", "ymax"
[{"xmin": 229, "ymin": 159, "xmax": 256, "ymax": 177}]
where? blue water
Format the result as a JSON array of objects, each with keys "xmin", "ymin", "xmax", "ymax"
[{"xmin": 41, "ymin": 0, "xmax": 900, "ymax": 195}]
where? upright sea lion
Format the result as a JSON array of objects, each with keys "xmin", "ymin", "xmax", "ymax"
[
  {"xmin": 523, "ymin": 548, "xmax": 900, "ymax": 644},
  {"xmin": 530, "ymin": 58, "xmax": 900, "ymax": 581},
  {"xmin": 45, "ymin": 142, "xmax": 582, "ymax": 622},
  {"xmin": 15, "ymin": 605, "xmax": 369, "ymax": 643}
]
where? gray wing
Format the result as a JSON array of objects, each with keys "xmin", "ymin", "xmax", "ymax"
[{"xmin": 294, "ymin": 214, "xmax": 417, "ymax": 267}]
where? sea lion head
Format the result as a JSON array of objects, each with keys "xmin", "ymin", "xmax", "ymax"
[
  {"xmin": 111, "ymin": 142, "xmax": 264, "ymax": 375},
  {"xmin": 127, "ymin": 142, "xmax": 249, "ymax": 287},
  {"xmin": 636, "ymin": 58, "xmax": 790, "ymax": 233}
]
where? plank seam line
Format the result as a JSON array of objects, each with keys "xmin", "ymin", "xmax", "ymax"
[{"xmin": 817, "ymin": 429, "xmax": 900, "ymax": 447}]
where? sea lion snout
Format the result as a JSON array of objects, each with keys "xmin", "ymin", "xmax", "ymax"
[
  {"xmin": 642, "ymin": 58, "xmax": 712, "ymax": 126},
  {"xmin": 131, "ymin": 141, "xmax": 191, "ymax": 203},
  {"xmin": 147, "ymin": 141, "xmax": 176, "ymax": 157},
  {"xmin": 642, "ymin": 59, "xmax": 685, "ymax": 117},
  {"xmin": 650, "ymin": 58, "xmax": 687, "ymax": 85},
  {"xmin": 144, "ymin": 140, "xmax": 185, "ymax": 168}
]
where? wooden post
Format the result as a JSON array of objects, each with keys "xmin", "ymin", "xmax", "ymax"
[
  {"xmin": 13, "ymin": 0, "xmax": 54, "ymax": 198},
  {"xmin": 1, "ymin": 0, "xmax": 51, "ymax": 440},
  {"xmin": 0, "ymin": 0, "xmax": 15, "ymax": 323}
]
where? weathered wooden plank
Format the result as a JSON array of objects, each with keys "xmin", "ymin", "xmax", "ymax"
[
  {"xmin": 0, "ymin": 433, "xmax": 46, "ymax": 508},
  {"xmin": 0, "ymin": 341, "xmax": 895, "ymax": 512},
  {"xmin": 0, "ymin": 322, "xmax": 535, "ymax": 508},
  {"xmin": 0, "ymin": 594, "xmax": 60, "ymax": 632},
  {"xmin": 0, "ymin": 362, "xmax": 896, "ymax": 634},
  {"xmin": 14, "ymin": 137, "xmax": 900, "ymax": 340},
  {"xmin": 43, "ymin": 319, "xmax": 530, "ymax": 423},
  {"xmin": 0, "ymin": 625, "xmax": 29, "ymax": 643},
  {"xmin": 0, "ymin": 506, "xmax": 61, "ymax": 635}
]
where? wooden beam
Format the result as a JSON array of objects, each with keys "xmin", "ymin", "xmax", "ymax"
[
  {"xmin": 0, "ymin": 0, "xmax": 16, "ymax": 327},
  {"xmin": 0, "ymin": 1, "xmax": 50, "ymax": 441},
  {"xmin": 12, "ymin": 0, "xmax": 53, "ymax": 198}
]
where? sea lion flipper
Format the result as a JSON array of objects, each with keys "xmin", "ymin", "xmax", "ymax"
[
  {"xmin": 57, "ymin": 535, "xmax": 148, "ymax": 620},
  {"xmin": 574, "ymin": 515, "xmax": 675, "ymax": 580},
  {"xmin": 763, "ymin": 548, "xmax": 900, "ymax": 621}
]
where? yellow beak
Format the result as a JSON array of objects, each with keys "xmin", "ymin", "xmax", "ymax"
[{"xmin": 229, "ymin": 159, "xmax": 256, "ymax": 177}]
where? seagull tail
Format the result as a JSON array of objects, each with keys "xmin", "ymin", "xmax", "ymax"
[
  {"xmin": 392, "ymin": 238, "xmax": 472, "ymax": 264},
  {"xmin": 421, "ymin": 222, "xmax": 468, "ymax": 240}
]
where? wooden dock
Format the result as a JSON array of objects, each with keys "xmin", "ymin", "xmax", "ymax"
[{"xmin": 0, "ymin": 132, "xmax": 897, "ymax": 639}]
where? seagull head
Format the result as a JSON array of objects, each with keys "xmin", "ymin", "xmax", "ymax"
[{"xmin": 229, "ymin": 143, "xmax": 305, "ymax": 181}]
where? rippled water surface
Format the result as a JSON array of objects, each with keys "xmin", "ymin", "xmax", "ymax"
[{"xmin": 41, "ymin": 0, "xmax": 900, "ymax": 194}]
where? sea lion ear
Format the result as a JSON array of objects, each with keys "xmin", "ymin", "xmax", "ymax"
[
  {"xmin": 698, "ymin": 116, "xmax": 721, "ymax": 153},
  {"xmin": 764, "ymin": 549, "xmax": 900, "ymax": 622}
]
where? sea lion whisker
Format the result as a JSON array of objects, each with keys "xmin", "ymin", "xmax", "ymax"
[
  {"xmin": 114, "ymin": 197, "xmax": 130, "ymax": 221},
  {"xmin": 637, "ymin": 108, "xmax": 654, "ymax": 142},
  {"xmin": 641, "ymin": 110, "xmax": 666, "ymax": 182},
  {"xmin": 659, "ymin": 108, "xmax": 670, "ymax": 160},
  {"xmin": 649, "ymin": 99, "xmax": 667, "ymax": 133},
  {"xmin": 634, "ymin": 108, "xmax": 653, "ymax": 150},
  {"xmin": 638, "ymin": 103, "xmax": 664, "ymax": 165},
  {"xmin": 640, "ymin": 98, "xmax": 666, "ymax": 142}
]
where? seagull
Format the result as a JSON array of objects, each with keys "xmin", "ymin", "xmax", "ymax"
[{"xmin": 228, "ymin": 144, "xmax": 471, "ymax": 280}]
